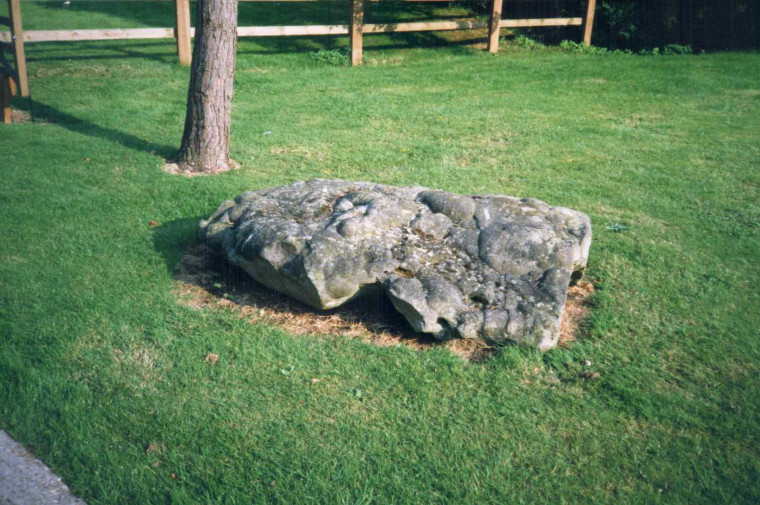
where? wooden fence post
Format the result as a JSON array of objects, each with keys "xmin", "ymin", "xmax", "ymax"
[
  {"xmin": 487, "ymin": 0, "xmax": 504, "ymax": 53},
  {"xmin": 582, "ymin": 0, "xmax": 596, "ymax": 46},
  {"xmin": 349, "ymin": 0, "xmax": 363, "ymax": 66},
  {"xmin": 8, "ymin": 0, "xmax": 29, "ymax": 96},
  {"xmin": 8, "ymin": 71, "xmax": 16, "ymax": 95},
  {"xmin": 1, "ymin": 74, "xmax": 11, "ymax": 124},
  {"xmin": 174, "ymin": 0, "xmax": 192, "ymax": 65}
]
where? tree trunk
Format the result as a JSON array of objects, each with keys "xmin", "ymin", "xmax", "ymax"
[{"xmin": 177, "ymin": 0, "xmax": 238, "ymax": 173}]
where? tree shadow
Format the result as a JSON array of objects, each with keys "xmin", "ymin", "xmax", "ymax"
[
  {"xmin": 151, "ymin": 217, "xmax": 495, "ymax": 361},
  {"xmin": 23, "ymin": 99, "xmax": 175, "ymax": 158}
]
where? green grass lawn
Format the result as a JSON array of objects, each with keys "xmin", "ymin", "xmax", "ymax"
[{"xmin": 1, "ymin": 4, "xmax": 760, "ymax": 504}]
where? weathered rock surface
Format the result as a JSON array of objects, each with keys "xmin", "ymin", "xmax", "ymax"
[{"xmin": 199, "ymin": 180, "xmax": 592, "ymax": 350}]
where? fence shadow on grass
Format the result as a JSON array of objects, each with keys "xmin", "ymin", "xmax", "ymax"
[
  {"xmin": 34, "ymin": 1, "xmax": 475, "ymax": 31},
  {"xmin": 23, "ymin": 28, "xmax": 485, "ymax": 66},
  {"xmin": 25, "ymin": 44, "xmax": 179, "ymax": 65}
]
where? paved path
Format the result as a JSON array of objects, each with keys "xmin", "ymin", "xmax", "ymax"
[{"xmin": 0, "ymin": 431, "xmax": 85, "ymax": 505}]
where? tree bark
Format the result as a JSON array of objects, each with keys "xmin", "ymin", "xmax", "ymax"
[{"xmin": 177, "ymin": 0, "xmax": 238, "ymax": 173}]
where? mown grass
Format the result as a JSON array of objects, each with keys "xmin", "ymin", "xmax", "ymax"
[{"xmin": 1, "ymin": 3, "xmax": 760, "ymax": 504}]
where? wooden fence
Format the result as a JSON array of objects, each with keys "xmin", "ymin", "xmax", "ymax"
[
  {"xmin": 0, "ymin": 0, "xmax": 596, "ymax": 122},
  {"xmin": 1, "ymin": 0, "xmax": 29, "ymax": 123}
]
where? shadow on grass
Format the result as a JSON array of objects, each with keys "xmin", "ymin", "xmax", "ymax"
[
  {"xmin": 151, "ymin": 216, "xmax": 201, "ymax": 272},
  {"xmin": 34, "ymin": 1, "xmax": 476, "ymax": 30},
  {"xmin": 151, "ymin": 218, "xmax": 495, "ymax": 361},
  {"xmin": 23, "ymin": 41, "xmax": 179, "ymax": 64},
  {"xmin": 23, "ymin": 99, "xmax": 176, "ymax": 158},
  {"xmin": 24, "ymin": 29, "xmax": 485, "ymax": 65}
]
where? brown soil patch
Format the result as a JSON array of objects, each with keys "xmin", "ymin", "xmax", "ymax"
[
  {"xmin": 560, "ymin": 280, "xmax": 595, "ymax": 347},
  {"xmin": 3, "ymin": 109, "xmax": 32, "ymax": 124},
  {"xmin": 174, "ymin": 245, "xmax": 594, "ymax": 362},
  {"xmin": 163, "ymin": 159, "xmax": 240, "ymax": 177},
  {"xmin": 439, "ymin": 27, "xmax": 489, "ymax": 50},
  {"xmin": 12, "ymin": 110, "xmax": 32, "ymax": 123}
]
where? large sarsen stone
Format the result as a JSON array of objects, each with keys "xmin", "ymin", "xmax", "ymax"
[{"xmin": 199, "ymin": 180, "xmax": 592, "ymax": 350}]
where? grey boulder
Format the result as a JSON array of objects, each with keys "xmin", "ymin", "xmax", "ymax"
[{"xmin": 199, "ymin": 179, "xmax": 591, "ymax": 350}]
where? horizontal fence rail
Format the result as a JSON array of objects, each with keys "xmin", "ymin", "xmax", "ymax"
[
  {"xmin": 0, "ymin": 17, "xmax": 585, "ymax": 43},
  {"xmin": 0, "ymin": 0, "xmax": 595, "ymax": 117},
  {"xmin": 1, "ymin": 27, "xmax": 176, "ymax": 42}
]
